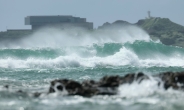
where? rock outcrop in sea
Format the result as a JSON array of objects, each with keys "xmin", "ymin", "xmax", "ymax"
[
  {"xmin": 3, "ymin": 71, "xmax": 184, "ymax": 98},
  {"xmin": 47, "ymin": 71, "xmax": 184, "ymax": 97}
]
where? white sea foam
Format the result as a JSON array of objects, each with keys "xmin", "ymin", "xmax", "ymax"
[
  {"xmin": 0, "ymin": 47, "xmax": 144, "ymax": 68},
  {"xmin": 0, "ymin": 46, "xmax": 184, "ymax": 68},
  {"xmin": 118, "ymin": 77, "xmax": 162, "ymax": 98}
]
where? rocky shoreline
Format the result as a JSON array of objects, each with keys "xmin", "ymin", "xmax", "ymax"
[
  {"xmin": 47, "ymin": 71, "xmax": 184, "ymax": 97},
  {"xmin": 3, "ymin": 71, "xmax": 184, "ymax": 98}
]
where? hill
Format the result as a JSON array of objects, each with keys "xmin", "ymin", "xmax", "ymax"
[
  {"xmin": 98, "ymin": 20, "xmax": 132, "ymax": 29},
  {"xmin": 136, "ymin": 17, "xmax": 184, "ymax": 47},
  {"xmin": 98, "ymin": 17, "xmax": 184, "ymax": 47}
]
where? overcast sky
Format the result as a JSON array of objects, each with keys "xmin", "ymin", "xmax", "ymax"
[{"xmin": 0, "ymin": 0, "xmax": 183, "ymax": 31}]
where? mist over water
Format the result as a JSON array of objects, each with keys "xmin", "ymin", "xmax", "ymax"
[{"xmin": 0, "ymin": 25, "xmax": 150, "ymax": 48}]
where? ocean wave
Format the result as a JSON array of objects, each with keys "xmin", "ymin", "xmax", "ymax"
[{"xmin": 0, "ymin": 43, "xmax": 184, "ymax": 68}]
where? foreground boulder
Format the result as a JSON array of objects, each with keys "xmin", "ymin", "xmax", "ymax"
[
  {"xmin": 49, "ymin": 79, "xmax": 99, "ymax": 97},
  {"xmin": 48, "ymin": 72, "xmax": 184, "ymax": 97},
  {"xmin": 48, "ymin": 72, "xmax": 152, "ymax": 97},
  {"xmin": 158, "ymin": 72, "xmax": 184, "ymax": 90}
]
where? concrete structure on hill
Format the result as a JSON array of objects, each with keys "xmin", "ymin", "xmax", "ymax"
[
  {"xmin": 146, "ymin": 11, "xmax": 154, "ymax": 19},
  {"xmin": 7, "ymin": 29, "xmax": 31, "ymax": 32},
  {"xmin": 148, "ymin": 11, "xmax": 151, "ymax": 18},
  {"xmin": 25, "ymin": 15, "xmax": 93, "ymax": 30}
]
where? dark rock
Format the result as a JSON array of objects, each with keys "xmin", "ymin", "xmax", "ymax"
[
  {"xmin": 9, "ymin": 71, "xmax": 180, "ymax": 98},
  {"xmin": 122, "ymin": 72, "xmax": 149, "ymax": 84},
  {"xmin": 78, "ymin": 87, "xmax": 99, "ymax": 97},
  {"xmin": 3, "ymin": 71, "xmax": 183, "ymax": 98},
  {"xmin": 4, "ymin": 85, "xmax": 9, "ymax": 89},
  {"xmin": 82, "ymin": 80, "xmax": 98, "ymax": 88},
  {"xmin": 17, "ymin": 90, "xmax": 25, "ymax": 93},
  {"xmin": 33, "ymin": 92, "xmax": 42, "ymax": 98},
  {"xmin": 49, "ymin": 79, "xmax": 83, "ymax": 95},
  {"xmin": 48, "ymin": 73, "xmax": 150, "ymax": 97},
  {"xmin": 99, "ymin": 75, "xmax": 122, "ymax": 87},
  {"xmin": 158, "ymin": 71, "xmax": 184, "ymax": 90}
]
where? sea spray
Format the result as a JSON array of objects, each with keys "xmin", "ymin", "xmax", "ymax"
[{"xmin": 0, "ymin": 25, "xmax": 150, "ymax": 48}]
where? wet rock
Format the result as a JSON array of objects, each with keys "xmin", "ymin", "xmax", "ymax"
[
  {"xmin": 46, "ymin": 72, "xmax": 165, "ymax": 97},
  {"xmin": 122, "ymin": 72, "xmax": 149, "ymax": 84},
  {"xmin": 173, "ymin": 72, "xmax": 184, "ymax": 84},
  {"xmin": 79, "ymin": 87, "xmax": 99, "ymax": 97},
  {"xmin": 49, "ymin": 79, "xmax": 83, "ymax": 95},
  {"xmin": 99, "ymin": 75, "xmax": 122, "ymax": 87},
  {"xmin": 98, "ymin": 73, "xmax": 149, "ymax": 88},
  {"xmin": 33, "ymin": 92, "xmax": 42, "ymax": 98},
  {"xmin": 5, "ymin": 72, "xmax": 184, "ymax": 98},
  {"xmin": 3, "ymin": 85, "xmax": 9, "ymax": 89},
  {"xmin": 158, "ymin": 71, "xmax": 184, "ymax": 90},
  {"xmin": 82, "ymin": 80, "xmax": 98, "ymax": 88},
  {"xmin": 17, "ymin": 90, "xmax": 24, "ymax": 93},
  {"xmin": 48, "ymin": 73, "xmax": 150, "ymax": 97},
  {"xmin": 3, "ymin": 71, "xmax": 183, "ymax": 98}
]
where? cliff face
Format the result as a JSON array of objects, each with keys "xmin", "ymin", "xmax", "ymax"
[{"xmin": 136, "ymin": 17, "xmax": 184, "ymax": 47}]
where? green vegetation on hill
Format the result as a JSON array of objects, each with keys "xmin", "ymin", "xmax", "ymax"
[
  {"xmin": 136, "ymin": 17, "xmax": 184, "ymax": 47},
  {"xmin": 98, "ymin": 20, "xmax": 132, "ymax": 29},
  {"xmin": 98, "ymin": 17, "xmax": 184, "ymax": 47}
]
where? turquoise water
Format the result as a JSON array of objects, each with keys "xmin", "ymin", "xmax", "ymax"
[{"xmin": 0, "ymin": 27, "xmax": 184, "ymax": 110}]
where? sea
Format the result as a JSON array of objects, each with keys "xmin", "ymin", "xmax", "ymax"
[{"xmin": 0, "ymin": 26, "xmax": 184, "ymax": 110}]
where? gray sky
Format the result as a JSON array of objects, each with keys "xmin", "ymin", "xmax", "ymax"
[{"xmin": 0, "ymin": 0, "xmax": 183, "ymax": 31}]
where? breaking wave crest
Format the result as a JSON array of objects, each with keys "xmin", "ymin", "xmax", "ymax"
[{"xmin": 0, "ymin": 41, "xmax": 184, "ymax": 68}]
